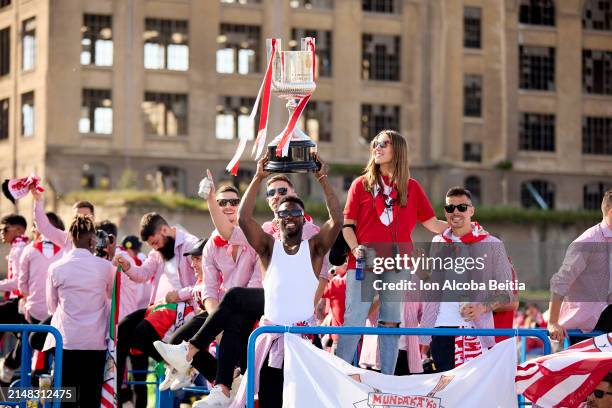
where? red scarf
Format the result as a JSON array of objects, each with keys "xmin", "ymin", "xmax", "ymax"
[
  {"xmin": 33, "ymin": 239, "xmax": 61, "ymax": 258},
  {"xmin": 372, "ymin": 176, "xmax": 399, "ymax": 226},
  {"xmin": 119, "ymin": 246, "xmax": 143, "ymax": 266},
  {"xmin": 439, "ymin": 222, "xmax": 489, "ymax": 244},
  {"xmin": 2, "ymin": 174, "xmax": 44, "ymax": 204}
]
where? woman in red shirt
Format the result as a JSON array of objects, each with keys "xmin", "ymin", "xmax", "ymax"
[{"xmin": 336, "ymin": 130, "xmax": 447, "ymax": 374}]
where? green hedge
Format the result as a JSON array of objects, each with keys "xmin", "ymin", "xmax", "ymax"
[{"xmin": 63, "ymin": 190, "xmax": 600, "ymax": 225}]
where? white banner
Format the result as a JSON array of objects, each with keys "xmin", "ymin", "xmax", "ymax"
[{"xmin": 283, "ymin": 334, "xmax": 518, "ymax": 408}]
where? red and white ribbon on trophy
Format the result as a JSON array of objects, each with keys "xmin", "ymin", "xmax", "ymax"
[{"xmin": 225, "ymin": 37, "xmax": 316, "ymax": 176}]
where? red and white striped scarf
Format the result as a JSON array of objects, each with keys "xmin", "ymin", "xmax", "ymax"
[{"xmin": 372, "ymin": 176, "xmax": 399, "ymax": 226}]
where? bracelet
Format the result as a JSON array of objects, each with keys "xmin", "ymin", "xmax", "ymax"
[{"xmin": 317, "ymin": 174, "xmax": 328, "ymax": 181}]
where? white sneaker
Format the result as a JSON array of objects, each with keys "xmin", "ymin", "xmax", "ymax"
[
  {"xmin": 153, "ymin": 341, "xmax": 191, "ymax": 373},
  {"xmin": 169, "ymin": 370, "xmax": 195, "ymax": 391},
  {"xmin": 192, "ymin": 385, "xmax": 231, "ymax": 407},
  {"xmin": 0, "ymin": 358, "xmax": 14, "ymax": 383},
  {"xmin": 158, "ymin": 366, "xmax": 178, "ymax": 391}
]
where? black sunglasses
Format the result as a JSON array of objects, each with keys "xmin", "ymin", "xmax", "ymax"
[
  {"xmin": 444, "ymin": 204, "xmax": 472, "ymax": 213},
  {"xmin": 276, "ymin": 209, "xmax": 304, "ymax": 219},
  {"xmin": 266, "ymin": 187, "xmax": 288, "ymax": 198},
  {"xmin": 593, "ymin": 389, "xmax": 612, "ymax": 398},
  {"xmin": 371, "ymin": 140, "xmax": 390, "ymax": 149},
  {"xmin": 217, "ymin": 198, "xmax": 240, "ymax": 207}
]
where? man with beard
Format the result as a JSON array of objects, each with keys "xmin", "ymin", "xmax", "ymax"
[{"xmin": 114, "ymin": 212, "xmax": 200, "ymax": 396}]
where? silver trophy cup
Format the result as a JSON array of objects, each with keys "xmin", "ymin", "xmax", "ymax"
[{"xmin": 264, "ymin": 38, "xmax": 319, "ymax": 173}]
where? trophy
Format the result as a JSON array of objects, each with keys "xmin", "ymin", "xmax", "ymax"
[{"xmin": 264, "ymin": 38, "xmax": 319, "ymax": 173}]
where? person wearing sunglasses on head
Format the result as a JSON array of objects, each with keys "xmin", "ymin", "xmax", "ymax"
[
  {"xmin": 337, "ymin": 130, "xmax": 449, "ymax": 376},
  {"xmin": 580, "ymin": 371, "xmax": 612, "ymax": 408},
  {"xmin": 419, "ymin": 186, "xmax": 515, "ymax": 373}
]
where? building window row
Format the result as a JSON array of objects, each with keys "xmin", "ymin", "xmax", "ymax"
[
  {"xmin": 217, "ymin": 24, "xmax": 259, "ymax": 75},
  {"xmin": 362, "ymin": 34, "xmax": 400, "ymax": 81},
  {"xmin": 361, "ymin": 103, "xmax": 400, "ymax": 142},
  {"xmin": 80, "ymin": 89, "xmax": 113, "ymax": 134},
  {"xmin": 519, "ymin": 0, "xmax": 555, "ymax": 26},
  {"xmin": 81, "ymin": 14, "xmax": 113, "ymax": 66},
  {"xmin": 144, "ymin": 18, "xmax": 189, "ymax": 71},
  {"xmin": 519, "ymin": 113, "xmax": 555, "ymax": 152},
  {"xmin": 464, "ymin": 75, "xmax": 482, "ymax": 117},
  {"xmin": 519, "ymin": 45, "xmax": 555, "ymax": 91},
  {"xmin": 583, "ymin": 0, "xmax": 612, "ymax": 31}
]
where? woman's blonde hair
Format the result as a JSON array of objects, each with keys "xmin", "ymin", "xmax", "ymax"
[{"xmin": 362, "ymin": 130, "xmax": 410, "ymax": 206}]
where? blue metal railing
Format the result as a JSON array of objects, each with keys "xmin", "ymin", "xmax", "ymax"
[
  {"xmin": 245, "ymin": 326, "xmax": 553, "ymax": 408},
  {"xmin": 0, "ymin": 324, "xmax": 63, "ymax": 408}
]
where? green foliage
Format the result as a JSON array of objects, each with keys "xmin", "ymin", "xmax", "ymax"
[{"xmin": 117, "ymin": 169, "xmax": 139, "ymax": 190}]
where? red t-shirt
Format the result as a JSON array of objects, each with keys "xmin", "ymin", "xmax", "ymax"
[
  {"xmin": 344, "ymin": 176, "xmax": 435, "ymax": 269},
  {"xmin": 323, "ymin": 275, "xmax": 346, "ymax": 326}
]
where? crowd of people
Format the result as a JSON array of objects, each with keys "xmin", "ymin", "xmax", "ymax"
[{"xmin": 0, "ymin": 129, "xmax": 610, "ymax": 407}]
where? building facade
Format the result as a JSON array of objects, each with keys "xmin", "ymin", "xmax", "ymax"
[{"xmin": 0, "ymin": 0, "xmax": 610, "ymax": 216}]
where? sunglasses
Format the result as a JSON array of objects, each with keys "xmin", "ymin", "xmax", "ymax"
[
  {"xmin": 444, "ymin": 204, "xmax": 472, "ymax": 213},
  {"xmin": 371, "ymin": 140, "xmax": 390, "ymax": 149},
  {"xmin": 266, "ymin": 187, "xmax": 288, "ymax": 198},
  {"xmin": 276, "ymin": 209, "xmax": 304, "ymax": 219},
  {"xmin": 217, "ymin": 198, "xmax": 240, "ymax": 207},
  {"xmin": 593, "ymin": 389, "xmax": 612, "ymax": 399}
]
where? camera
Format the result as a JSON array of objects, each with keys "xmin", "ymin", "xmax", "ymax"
[{"xmin": 95, "ymin": 229, "xmax": 110, "ymax": 259}]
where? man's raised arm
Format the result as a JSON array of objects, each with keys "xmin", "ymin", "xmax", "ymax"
[
  {"xmin": 312, "ymin": 155, "xmax": 343, "ymax": 256},
  {"xmin": 238, "ymin": 155, "xmax": 273, "ymax": 258}
]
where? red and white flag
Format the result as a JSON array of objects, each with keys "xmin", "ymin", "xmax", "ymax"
[
  {"xmin": 2, "ymin": 174, "xmax": 44, "ymax": 203},
  {"xmin": 516, "ymin": 333, "xmax": 612, "ymax": 408}
]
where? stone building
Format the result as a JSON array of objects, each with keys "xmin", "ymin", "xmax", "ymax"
[{"xmin": 0, "ymin": 0, "xmax": 610, "ymax": 215}]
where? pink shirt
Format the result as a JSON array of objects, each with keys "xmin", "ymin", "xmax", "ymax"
[
  {"xmin": 0, "ymin": 236, "xmax": 28, "ymax": 295},
  {"xmin": 34, "ymin": 200, "xmax": 72, "ymax": 250},
  {"xmin": 202, "ymin": 228, "xmax": 260, "ymax": 302},
  {"xmin": 230, "ymin": 220, "xmax": 329, "ymax": 280},
  {"xmin": 115, "ymin": 247, "xmax": 143, "ymax": 320},
  {"xmin": 550, "ymin": 221, "xmax": 612, "ymax": 331},
  {"xmin": 123, "ymin": 229, "xmax": 199, "ymax": 306},
  {"xmin": 44, "ymin": 248, "xmax": 114, "ymax": 351},
  {"xmin": 18, "ymin": 240, "xmax": 64, "ymax": 321}
]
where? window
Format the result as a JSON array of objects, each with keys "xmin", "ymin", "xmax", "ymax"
[
  {"xmin": 519, "ymin": 46, "xmax": 555, "ymax": 91},
  {"xmin": 583, "ymin": 116, "xmax": 612, "ymax": 155},
  {"xmin": 519, "ymin": 113, "xmax": 555, "ymax": 151},
  {"xmin": 463, "ymin": 142, "xmax": 482, "ymax": 162},
  {"xmin": 519, "ymin": 0, "xmax": 555, "ymax": 26},
  {"xmin": 0, "ymin": 98, "xmax": 8, "ymax": 140},
  {"xmin": 464, "ymin": 7, "xmax": 481, "ymax": 49},
  {"xmin": 221, "ymin": 0, "xmax": 261, "ymax": 4},
  {"xmin": 0, "ymin": 27, "xmax": 9, "ymax": 76},
  {"xmin": 80, "ymin": 89, "xmax": 113, "ymax": 134},
  {"xmin": 142, "ymin": 92, "xmax": 188, "ymax": 136},
  {"xmin": 291, "ymin": 29, "xmax": 332, "ymax": 77},
  {"xmin": 289, "ymin": 0, "xmax": 333, "ymax": 10},
  {"xmin": 21, "ymin": 18, "xmax": 35, "ymax": 71},
  {"xmin": 584, "ymin": 182, "xmax": 612, "ymax": 210},
  {"xmin": 21, "ymin": 91, "xmax": 33, "ymax": 137},
  {"xmin": 81, "ymin": 163, "xmax": 110, "ymax": 190},
  {"xmin": 464, "ymin": 75, "xmax": 482, "ymax": 117},
  {"xmin": 583, "ymin": 0, "xmax": 612, "ymax": 31},
  {"xmin": 144, "ymin": 19, "xmax": 189, "ymax": 71},
  {"xmin": 299, "ymin": 100, "xmax": 332, "ymax": 142},
  {"xmin": 361, "ymin": 104, "xmax": 400, "ymax": 142},
  {"xmin": 153, "ymin": 166, "xmax": 185, "ymax": 194},
  {"xmin": 215, "ymin": 96, "xmax": 257, "ymax": 140},
  {"xmin": 0, "ymin": 1, "xmax": 10, "ymax": 9},
  {"xmin": 362, "ymin": 34, "xmax": 400, "ymax": 81},
  {"xmin": 465, "ymin": 176, "xmax": 481, "ymax": 205},
  {"xmin": 583, "ymin": 49, "xmax": 612, "ymax": 95},
  {"xmin": 362, "ymin": 0, "xmax": 401, "ymax": 14},
  {"xmin": 217, "ymin": 24, "xmax": 260, "ymax": 75},
  {"xmin": 521, "ymin": 180, "xmax": 555, "ymax": 209},
  {"xmin": 81, "ymin": 15, "xmax": 113, "ymax": 66}
]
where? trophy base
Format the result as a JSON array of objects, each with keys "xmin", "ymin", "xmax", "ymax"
[{"xmin": 264, "ymin": 140, "xmax": 319, "ymax": 173}]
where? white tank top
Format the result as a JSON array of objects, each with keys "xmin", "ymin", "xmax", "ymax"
[{"xmin": 263, "ymin": 239, "xmax": 319, "ymax": 325}]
